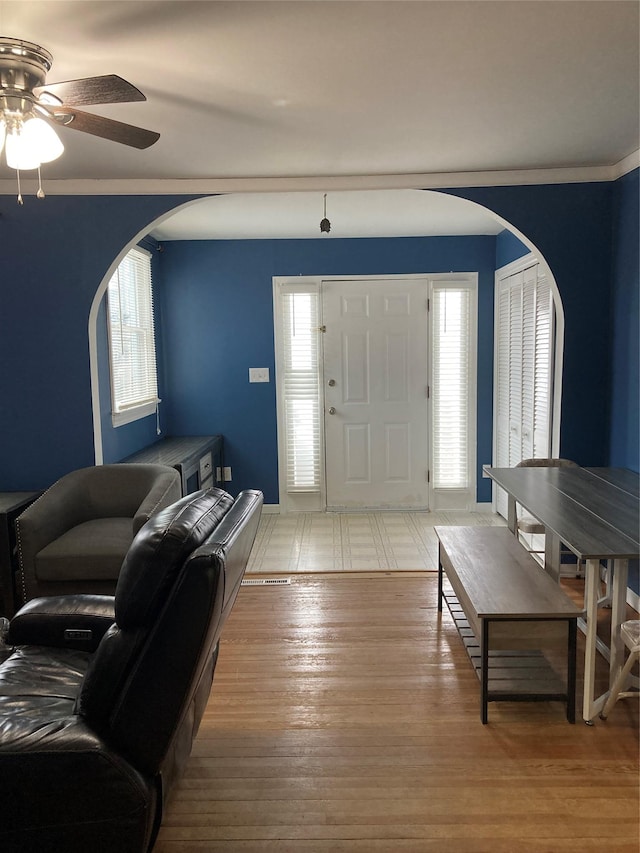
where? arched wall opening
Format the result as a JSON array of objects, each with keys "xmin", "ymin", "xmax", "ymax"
[{"xmin": 88, "ymin": 189, "xmax": 565, "ymax": 508}]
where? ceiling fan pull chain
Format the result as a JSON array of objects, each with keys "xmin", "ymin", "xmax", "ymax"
[
  {"xmin": 37, "ymin": 166, "xmax": 45, "ymax": 199},
  {"xmin": 16, "ymin": 170, "xmax": 23, "ymax": 206}
]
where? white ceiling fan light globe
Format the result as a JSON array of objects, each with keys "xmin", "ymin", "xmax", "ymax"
[
  {"xmin": 0, "ymin": 118, "xmax": 5, "ymax": 156},
  {"xmin": 22, "ymin": 117, "xmax": 64, "ymax": 163},
  {"xmin": 5, "ymin": 126, "xmax": 41, "ymax": 170},
  {"xmin": 5, "ymin": 116, "xmax": 64, "ymax": 170}
]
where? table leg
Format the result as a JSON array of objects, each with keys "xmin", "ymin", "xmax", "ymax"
[
  {"xmin": 481, "ymin": 619, "xmax": 489, "ymax": 724},
  {"xmin": 567, "ymin": 619, "xmax": 577, "ymax": 724},
  {"xmin": 507, "ymin": 496, "xmax": 517, "ymax": 534},
  {"xmin": 582, "ymin": 558, "xmax": 601, "ymax": 722},
  {"xmin": 609, "ymin": 559, "xmax": 629, "ymax": 682},
  {"xmin": 544, "ymin": 531, "xmax": 562, "ymax": 582}
]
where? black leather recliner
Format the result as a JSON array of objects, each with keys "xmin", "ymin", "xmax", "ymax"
[{"xmin": 0, "ymin": 486, "xmax": 263, "ymax": 853}]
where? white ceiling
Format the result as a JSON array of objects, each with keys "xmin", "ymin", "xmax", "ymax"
[
  {"xmin": 150, "ymin": 189, "xmax": 504, "ymax": 240},
  {"xmin": 1, "ymin": 1, "xmax": 638, "ymax": 239}
]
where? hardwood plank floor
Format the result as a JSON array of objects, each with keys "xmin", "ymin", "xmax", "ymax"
[{"xmin": 155, "ymin": 574, "xmax": 639, "ymax": 853}]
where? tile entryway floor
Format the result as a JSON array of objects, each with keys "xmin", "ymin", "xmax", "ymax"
[{"xmin": 246, "ymin": 510, "xmax": 507, "ymax": 574}]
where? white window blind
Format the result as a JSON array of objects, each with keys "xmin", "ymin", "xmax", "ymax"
[
  {"xmin": 494, "ymin": 261, "xmax": 555, "ymax": 517},
  {"xmin": 495, "ymin": 282, "xmax": 511, "ymax": 470},
  {"xmin": 432, "ymin": 286, "xmax": 471, "ymax": 489},
  {"xmin": 281, "ymin": 288, "xmax": 321, "ymax": 492},
  {"xmin": 533, "ymin": 273, "xmax": 552, "ymax": 457},
  {"xmin": 509, "ymin": 274, "xmax": 523, "ymax": 462},
  {"xmin": 107, "ymin": 247, "xmax": 159, "ymax": 426}
]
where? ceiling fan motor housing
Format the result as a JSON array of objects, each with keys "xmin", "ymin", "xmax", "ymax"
[{"xmin": 0, "ymin": 38, "xmax": 52, "ymax": 115}]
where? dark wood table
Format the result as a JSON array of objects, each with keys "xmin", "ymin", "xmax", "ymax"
[
  {"xmin": 484, "ymin": 465, "xmax": 640, "ymax": 722},
  {"xmin": 122, "ymin": 435, "xmax": 224, "ymax": 495}
]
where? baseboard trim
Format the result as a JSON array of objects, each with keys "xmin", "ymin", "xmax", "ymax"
[
  {"xmin": 261, "ymin": 504, "xmax": 280, "ymax": 514},
  {"xmin": 473, "ymin": 502, "xmax": 495, "ymax": 514}
]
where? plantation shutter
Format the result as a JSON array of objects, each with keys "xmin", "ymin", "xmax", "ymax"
[
  {"xmin": 107, "ymin": 247, "xmax": 159, "ymax": 425},
  {"xmin": 432, "ymin": 285, "xmax": 472, "ymax": 489},
  {"xmin": 533, "ymin": 272, "xmax": 553, "ymax": 457},
  {"xmin": 280, "ymin": 287, "xmax": 322, "ymax": 492},
  {"xmin": 508, "ymin": 273, "xmax": 523, "ymax": 463},
  {"xmin": 494, "ymin": 261, "xmax": 555, "ymax": 517},
  {"xmin": 521, "ymin": 266, "xmax": 536, "ymax": 459},
  {"xmin": 495, "ymin": 281, "xmax": 511, "ymax": 471}
]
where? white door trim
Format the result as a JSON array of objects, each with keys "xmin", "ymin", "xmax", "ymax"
[{"xmin": 274, "ymin": 272, "xmax": 479, "ymax": 513}]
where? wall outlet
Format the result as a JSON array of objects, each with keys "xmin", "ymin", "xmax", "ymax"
[
  {"xmin": 249, "ymin": 367, "xmax": 270, "ymax": 383},
  {"xmin": 223, "ymin": 466, "xmax": 232, "ymax": 481},
  {"xmin": 216, "ymin": 467, "xmax": 222, "ymax": 481}
]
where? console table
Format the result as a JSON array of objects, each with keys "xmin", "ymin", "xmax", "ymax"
[
  {"xmin": 122, "ymin": 435, "xmax": 224, "ymax": 496},
  {"xmin": 0, "ymin": 491, "xmax": 41, "ymax": 617}
]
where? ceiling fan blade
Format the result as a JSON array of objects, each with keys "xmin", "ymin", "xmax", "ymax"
[
  {"xmin": 53, "ymin": 107, "xmax": 160, "ymax": 149},
  {"xmin": 36, "ymin": 75, "xmax": 146, "ymax": 106}
]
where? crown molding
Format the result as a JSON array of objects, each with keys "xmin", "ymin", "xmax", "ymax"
[
  {"xmin": 0, "ymin": 153, "xmax": 637, "ymax": 196},
  {"xmin": 612, "ymin": 148, "xmax": 640, "ymax": 178}
]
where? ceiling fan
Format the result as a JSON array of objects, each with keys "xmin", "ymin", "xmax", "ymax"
[{"xmin": 0, "ymin": 36, "xmax": 160, "ymax": 200}]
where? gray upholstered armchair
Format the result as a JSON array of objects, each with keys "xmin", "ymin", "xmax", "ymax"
[{"xmin": 15, "ymin": 463, "xmax": 182, "ymax": 604}]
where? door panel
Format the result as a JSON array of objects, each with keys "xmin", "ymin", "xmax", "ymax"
[
  {"xmin": 323, "ymin": 278, "xmax": 428, "ymax": 509},
  {"xmin": 344, "ymin": 331, "xmax": 369, "ymax": 403},
  {"xmin": 385, "ymin": 423, "xmax": 411, "ymax": 480},
  {"xmin": 344, "ymin": 423, "xmax": 370, "ymax": 482}
]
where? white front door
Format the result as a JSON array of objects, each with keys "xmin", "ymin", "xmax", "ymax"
[{"xmin": 322, "ymin": 278, "xmax": 429, "ymax": 509}]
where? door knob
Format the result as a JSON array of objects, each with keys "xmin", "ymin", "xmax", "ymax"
[
  {"xmin": 328, "ymin": 379, "xmax": 336, "ymax": 387},
  {"xmin": 328, "ymin": 407, "xmax": 336, "ymax": 415}
]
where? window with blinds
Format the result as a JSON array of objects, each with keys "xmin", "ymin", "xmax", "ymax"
[
  {"xmin": 280, "ymin": 287, "xmax": 322, "ymax": 492},
  {"xmin": 107, "ymin": 247, "xmax": 159, "ymax": 427},
  {"xmin": 431, "ymin": 285, "xmax": 472, "ymax": 489}
]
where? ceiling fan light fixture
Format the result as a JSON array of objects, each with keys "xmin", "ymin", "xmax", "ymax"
[
  {"xmin": 22, "ymin": 116, "xmax": 64, "ymax": 163},
  {"xmin": 5, "ymin": 115, "xmax": 62, "ymax": 169},
  {"xmin": 320, "ymin": 193, "xmax": 331, "ymax": 233},
  {"xmin": 0, "ymin": 35, "xmax": 158, "ymax": 200}
]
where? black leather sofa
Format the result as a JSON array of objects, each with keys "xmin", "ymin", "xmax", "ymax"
[{"xmin": 0, "ymin": 486, "xmax": 263, "ymax": 853}]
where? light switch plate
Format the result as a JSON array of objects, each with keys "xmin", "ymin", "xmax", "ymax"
[{"xmin": 249, "ymin": 367, "xmax": 270, "ymax": 383}]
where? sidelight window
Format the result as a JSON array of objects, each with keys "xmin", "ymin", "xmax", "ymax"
[
  {"xmin": 431, "ymin": 282, "xmax": 476, "ymax": 492},
  {"xmin": 278, "ymin": 284, "xmax": 322, "ymax": 492}
]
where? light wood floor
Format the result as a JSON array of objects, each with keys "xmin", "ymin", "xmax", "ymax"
[{"xmin": 155, "ymin": 574, "xmax": 639, "ymax": 853}]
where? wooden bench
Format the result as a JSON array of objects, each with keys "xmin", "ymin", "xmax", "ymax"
[{"xmin": 436, "ymin": 526, "xmax": 582, "ymax": 723}]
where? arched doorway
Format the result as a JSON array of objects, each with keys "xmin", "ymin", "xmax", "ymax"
[{"xmin": 88, "ymin": 189, "xmax": 564, "ymax": 512}]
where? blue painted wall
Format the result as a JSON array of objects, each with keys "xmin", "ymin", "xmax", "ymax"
[
  {"xmin": 0, "ymin": 195, "xmax": 198, "ymax": 490},
  {"xmin": 608, "ymin": 168, "xmax": 639, "ymax": 472},
  {"xmin": 157, "ymin": 236, "xmax": 497, "ymax": 504},
  {"xmin": 0, "ymin": 180, "xmax": 634, "ymax": 507},
  {"xmin": 495, "ymin": 229, "xmax": 529, "ymax": 268},
  {"xmin": 441, "ymin": 183, "xmax": 614, "ymax": 466},
  {"xmin": 608, "ymin": 168, "xmax": 640, "ymax": 598}
]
